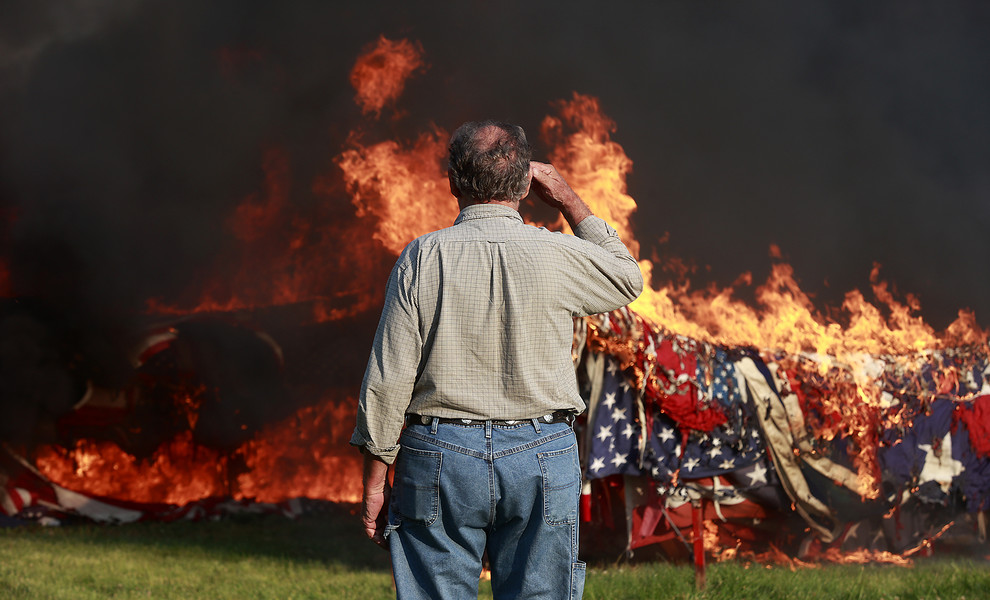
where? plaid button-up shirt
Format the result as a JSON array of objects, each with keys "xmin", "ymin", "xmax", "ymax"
[{"xmin": 351, "ymin": 203, "xmax": 643, "ymax": 463}]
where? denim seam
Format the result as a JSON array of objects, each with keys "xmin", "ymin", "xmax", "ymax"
[
  {"xmin": 487, "ymin": 434, "xmax": 496, "ymax": 528},
  {"xmin": 491, "ymin": 428, "xmax": 572, "ymax": 459},
  {"xmin": 402, "ymin": 429, "xmax": 488, "ymax": 459}
]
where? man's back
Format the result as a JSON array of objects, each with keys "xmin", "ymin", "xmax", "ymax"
[{"xmin": 394, "ymin": 203, "xmax": 642, "ymax": 421}]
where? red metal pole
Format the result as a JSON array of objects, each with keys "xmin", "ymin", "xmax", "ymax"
[{"xmin": 691, "ymin": 499, "xmax": 706, "ymax": 590}]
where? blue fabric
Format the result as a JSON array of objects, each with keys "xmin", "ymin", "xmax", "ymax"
[
  {"xmin": 878, "ymin": 397, "xmax": 956, "ymax": 491},
  {"xmin": 586, "ymin": 359, "xmax": 644, "ymax": 479},
  {"xmin": 388, "ymin": 420, "xmax": 585, "ymax": 600},
  {"xmin": 723, "ymin": 458, "xmax": 790, "ymax": 510}
]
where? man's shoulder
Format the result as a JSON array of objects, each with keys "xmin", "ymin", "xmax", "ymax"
[
  {"xmin": 398, "ymin": 217, "xmax": 599, "ymax": 256},
  {"xmin": 407, "ymin": 224, "xmax": 459, "ymax": 249},
  {"xmin": 524, "ymin": 221, "xmax": 605, "ymax": 251},
  {"xmin": 394, "ymin": 225, "xmax": 458, "ymax": 263}
]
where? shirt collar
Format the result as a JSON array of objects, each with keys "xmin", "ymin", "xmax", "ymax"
[{"xmin": 454, "ymin": 203, "xmax": 524, "ymax": 226}]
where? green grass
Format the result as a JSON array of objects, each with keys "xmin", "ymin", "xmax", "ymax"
[
  {"xmin": 584, "ymin": 560, "xmax": 990, "ymax": 600},
  {"xmin": 0, "ymin": 505, "xmax": 394, "ymax": 600},
  {"xmin": 0, "ymin": 506, "xmax": 987, "ymax": 599}
]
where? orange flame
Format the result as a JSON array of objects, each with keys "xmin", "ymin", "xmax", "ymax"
[
  {"xmin": 335, "ymin": 127, "xmax": 457, "ymax": 255},
  {"xmin": 738, "ymin": 544, "xmax": 912, "ymax": 568},
  {"xmin": 534, "ymin": 91, "xmax": 985, "ymax": 357},
  {"xmin": 540, "ymin": 93, "xmax": 639, "ymax": 258},
  {"xmin": 236, "ymin": 399, "xmax": 362, "ymax": 503},
  {"xmin": 36, "ymin": 397, "xmax": 362, "ymax": 505},
  {"xmin": 36, "ymin": 432, "xmax": 227, "ymax": 505},
  {"xmin": 350, "ymin": 35, "xmax": 426, "ymax": 118}
]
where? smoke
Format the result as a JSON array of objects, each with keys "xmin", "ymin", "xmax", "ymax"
[
  {"xmin": 586, "ymin": 3, "xmax": 990, "ymax": 329},
  {"xmin": 0, "ymin": 0, "xmax": 139, "ymax": 80},
  {"xmin": 0, "ymin": 1, "xmax": 987, "ymax": 382}
]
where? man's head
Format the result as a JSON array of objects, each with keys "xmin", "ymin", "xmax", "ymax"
[{"xmin": 447, "ymin": 121, "xmax": 532, "ymax": 207}]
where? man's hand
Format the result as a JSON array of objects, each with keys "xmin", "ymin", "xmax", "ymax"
[
  {"xmin": 362, "ymin": 453, "xmax": 391, "ymax": 550},
  {"xmin": 529, "ymin": 161, "xmax": 593, "ymax": 229}
]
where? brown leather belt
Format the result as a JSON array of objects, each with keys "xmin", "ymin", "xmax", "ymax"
[{"xmin": 406, "ymin": 409, "xmax": 576, "ymax": 427}]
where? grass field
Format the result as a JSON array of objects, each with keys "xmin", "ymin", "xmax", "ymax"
[{"xmin": 1, "ymin": 504, "xmax": 988, "ymax": 599}]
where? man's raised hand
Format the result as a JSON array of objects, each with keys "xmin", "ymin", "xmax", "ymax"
[{"xmin": 529, "ymin": 161, "xmax": 592, "ymax": 229}]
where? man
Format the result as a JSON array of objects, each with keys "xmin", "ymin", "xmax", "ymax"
[{"xmin": 351, "ymin": 120, "xmax": 643, "ymax": 599}]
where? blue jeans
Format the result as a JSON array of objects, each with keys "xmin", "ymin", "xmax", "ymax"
[{"xmin": 386, "ymin": 418, "xmax": 585, "ymax": 600}]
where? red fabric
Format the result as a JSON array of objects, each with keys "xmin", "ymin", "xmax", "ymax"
[
  {"xmin": 645, "ymin": 338, "xmax": 726, "ymax": 432},
  {"xmin": 954, "ymin": 395, "xmax": 990, "ymax": 458}
]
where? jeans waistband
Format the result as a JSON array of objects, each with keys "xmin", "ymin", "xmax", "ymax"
[{"xmin": 406, "ymin": 409, "xmax": 576, "ymax": 427}]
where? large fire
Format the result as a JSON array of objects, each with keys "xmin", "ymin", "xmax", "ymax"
[{"xmin": 27, "ymin": 34, "xmax": 989, "ymax": 543}]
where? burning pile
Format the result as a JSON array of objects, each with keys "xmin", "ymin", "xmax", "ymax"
[
  {"xmin": 579, "ymin": 307, "xmax": 988, "ymax": 562},
  {"xmin": 1, "ymin": 34, "xmax": 987, "ymax": 564}
]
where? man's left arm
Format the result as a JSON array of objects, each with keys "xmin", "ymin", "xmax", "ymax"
[
  {"xmin": 350, "ymin": 256, "xmax": 423, "ymax": 546},
  {"xmin": 350, "ymin": 257, "xmax": 422, "ymax": 463}
]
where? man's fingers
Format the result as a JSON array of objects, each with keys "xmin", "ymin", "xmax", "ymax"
[
  {"xmin": 365, "ymin": 524, "xmax": 389, "ymax": 549},
  {"xmin": 363, "ymin": 523, "xmax": 389, "ymax": 550},
  {"xmin": 530, "ymin": 161, "xmax": 557, "ymax": 180}
]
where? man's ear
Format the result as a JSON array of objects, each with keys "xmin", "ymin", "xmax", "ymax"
[{"xmin": 521, "ymin": 171, "xmax": 532, "ymax": 199}]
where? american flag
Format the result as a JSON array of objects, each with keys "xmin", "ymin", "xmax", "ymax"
[{"xmin": 585, "ymin": 346, "xmax": 765, "ymax": 490}]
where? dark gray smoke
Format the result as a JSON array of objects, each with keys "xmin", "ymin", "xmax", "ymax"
[
  {"xmin": 0, "ymin": 1, "xmax": 988, "ymax": 441},
  {"xmin": 2, "ymin": 1, "xmax": 987, "ymax": 330}
]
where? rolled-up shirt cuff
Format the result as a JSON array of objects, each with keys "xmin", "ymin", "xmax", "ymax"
[
  {"xmin": 573, "ymin": 215, "xmax": 618, "ymax": 245},
  {"xmin": 349, "ymin": 430, "xmax": 400, "ymax": 464}
]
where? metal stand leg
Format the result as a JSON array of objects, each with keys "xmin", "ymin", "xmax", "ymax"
[{"xmin": 691, "ymin": 499, "xmax": 706, "ymax": 590}]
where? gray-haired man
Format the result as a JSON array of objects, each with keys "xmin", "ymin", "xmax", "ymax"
[{"xmin": 351, "ymin": 120, "xmax": 642, "ymax": 599}]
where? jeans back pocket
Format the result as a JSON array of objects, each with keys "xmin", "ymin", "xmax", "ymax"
[
  {"xmin": 393, "ymin": 446, "xmax": 442, "ymax": 526},
  {"xmin": 538, "ymin": 444, "xmax": 580, "ymax": 526}
]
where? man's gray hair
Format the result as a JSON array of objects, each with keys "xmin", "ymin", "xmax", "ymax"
[{"xmin": 448, "ymin": 121, "xmax": 532, "ymax": 202}]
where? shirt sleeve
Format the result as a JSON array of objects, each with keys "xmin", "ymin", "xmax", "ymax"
[
  {"xmin": 568, "ymin": 215, "xmax": 644, "ymax": 315},
  {"xmin": 350, "ymin": 255, "xmax": 422, "ymax": 464}
]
